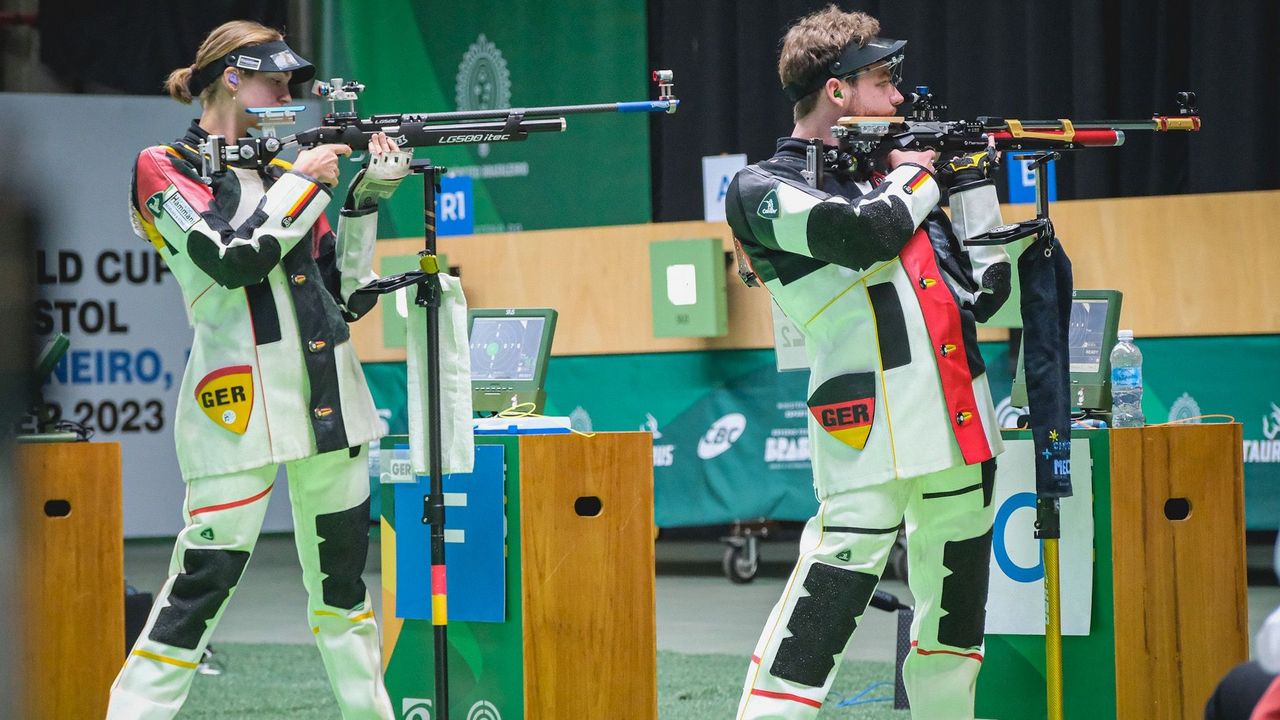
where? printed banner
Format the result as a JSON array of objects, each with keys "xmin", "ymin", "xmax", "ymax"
[
  {"xmin": 364, "ymin": 335, "xmax": 1280, "ymax": 530},
  {"xmin": 2, "ymin": 94, "xmax": 322, "ymax": 537}
]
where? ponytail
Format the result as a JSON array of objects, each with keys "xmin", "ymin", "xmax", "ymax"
[{"xmin": 164, "ymin": 65, "xmax": 196, "ymax": 104}]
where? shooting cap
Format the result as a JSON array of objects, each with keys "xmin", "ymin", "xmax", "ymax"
[
  {"xmin": 783, "ymin": 36, "xmax": 907, "ymax": 103},
  {"xmin": 189, "ymin": 40, "xmax": 315, "ymax": 97}
]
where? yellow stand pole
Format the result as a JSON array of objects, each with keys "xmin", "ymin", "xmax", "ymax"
[{"xmin": 1043, "ymin": 536, "xmax": 1065, "ymax": 720}]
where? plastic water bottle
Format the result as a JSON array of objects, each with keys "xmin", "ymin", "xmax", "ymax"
[{"xmin": 1110, "ymin": 329, "xmax": 1145, "ymax": 428}]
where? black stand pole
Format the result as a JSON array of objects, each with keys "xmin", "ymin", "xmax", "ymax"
[
  {"xmin": 409, "ymin": 158, "xmax": 450, "ymax": 719},
  {"xmin": 966, "ymin": 151, "xmax": 1073, "ymax": 720},
  {"xmin": 1025, "ymin": 152, "xmax": 1069, "ymax": 720}
]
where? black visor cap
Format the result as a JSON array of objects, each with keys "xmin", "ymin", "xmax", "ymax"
[
  {"xmin": 190, "ymin": 40, "xmax": 316, "ymax": 97},
  {"xmin": 783, "ymin": 36, "xmax": 907, "ymax": 103}
]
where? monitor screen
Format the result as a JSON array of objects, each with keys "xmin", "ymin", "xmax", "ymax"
[
  {"xmin": 469, "ymin": 316, "xmax": 547, "ymax": 381},
  {"xmin": 1068, "ymin": 298, "xmax": 1111, "ymax": 373}
]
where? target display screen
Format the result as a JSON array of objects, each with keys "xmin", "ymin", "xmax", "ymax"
[
  {"xmin": 1068, "ymin": 298, "xmax": 1110, "ymax": 373},
  {"xmin": 469, "ymin": 316, "xmax": 547, "ymax": 381}
]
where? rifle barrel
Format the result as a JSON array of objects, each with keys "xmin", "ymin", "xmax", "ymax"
[
  {"xmin": 287, "ymin": 117, "xmax": 567, "ymax": 149},
  {"xmin": 400, "ymin": 99, "xmax": 678, "ymax": 123},
  {"xmin": 979, "ymin": 116, "xmax": 1201, "ymax": 133}
]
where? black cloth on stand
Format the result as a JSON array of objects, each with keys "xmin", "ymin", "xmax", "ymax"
[{"xmin": 1018, "ymin": 230, "xmax": 1074, "ymax": 498}]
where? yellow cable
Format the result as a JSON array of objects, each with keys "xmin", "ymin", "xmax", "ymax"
[
  {"xmin": 493, "ymin": 402, "xmax": 596, "ymax": 438},
  {"xmin": 1147, "ymin": 413, "xmax": 1237, "ymax": 427}
]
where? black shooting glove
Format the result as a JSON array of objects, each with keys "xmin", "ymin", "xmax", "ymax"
[{"xmin": 937, "ymin": 147, "xmax": 999, "ymax": 190}]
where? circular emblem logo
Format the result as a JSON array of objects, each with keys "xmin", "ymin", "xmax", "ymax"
[
  {"xmin": 467, "ymin": 700, "xmax": 502, "ymax": 720},
  {"xmin": 456, "ymin": 34, "xmax": 511, "ymax": 159},
  {"xmin": 1167, "ymin": 392, "xmax": 1202, "ymax": 423},
  {"xmin": 697, "ymin": 413, "xmax": 747, "ymax": 460},
  {"xmin": 569, "ymin": 406, "xmax": 594, "ymax": 433},
  {"xmin": 221, "ymin": 409, "xmax": 237, "ymax": 425},
  {"xmin": 995, "ymin": 395, "xmax": 1027, "ymax": 429},
  {"xmin": 989, "ymin": 223, "xmax": 1020, "ymax": 235}
]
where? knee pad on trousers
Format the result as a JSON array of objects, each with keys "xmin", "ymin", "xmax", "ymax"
[
  {"xmin": 315, "ymin": 497, "xmax": 372, "ymax": 609},
  {"xmin": 937, "ymin": 527, "xmax": 993, "ymax": 649},
  {"xmin": 771, "ymin": 562, "xmax": 878, "ymax": 687},
  {"xmin": 149, "ymin": 549, "xmax": 251, "ymax": 649}
]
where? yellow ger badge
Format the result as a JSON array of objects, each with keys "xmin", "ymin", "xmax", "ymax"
[{"xmin": 195, "ymin": 365, "xmax": 254, "ymax": 434}]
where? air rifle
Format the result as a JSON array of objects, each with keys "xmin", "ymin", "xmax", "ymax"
[
  {"xmin": 830, "ymin": 86, "xmax": 1200, "ymax": 176},
  {"xmin": 197, "ymin": 70, "xmax": 678, "ymax": 182}
]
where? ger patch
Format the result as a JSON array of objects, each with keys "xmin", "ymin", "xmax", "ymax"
[
  {"xmin": 807, "ymin": 372, "xmax": 876, "ymax": 450},
  {"xmin": 195, "ymin": 365, "xmax": 254, "ymax": 434}
]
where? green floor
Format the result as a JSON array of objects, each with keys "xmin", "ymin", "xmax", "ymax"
[{"xmin": 178, "ymin": 643, "xmax": 903, "ymax": 719}]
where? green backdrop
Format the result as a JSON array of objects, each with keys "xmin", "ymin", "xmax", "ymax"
[
  {"xmin": 364, "ymin": 334, "xmax": 1280, "ymax": 529},
  {"xmin": 318, "ymin": 0, "xmax": 651, "ymax": 237}
]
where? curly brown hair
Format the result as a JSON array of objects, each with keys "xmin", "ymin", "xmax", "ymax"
[{"xmin": 778, "ymin": 5, "xmax": 881, "ymax": 121}]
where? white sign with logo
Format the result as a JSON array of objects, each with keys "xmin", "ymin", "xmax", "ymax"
[
  {"xmin": 702, "ymin": 153, "xmax": 747, "ymax": 222},
  {"xmin": 770, "ymin": 299, "xmax": 809, "ymax": 372},
  {"xmin": 985, "ymin": 438, "xmax": 1094, "ymax": 636}
]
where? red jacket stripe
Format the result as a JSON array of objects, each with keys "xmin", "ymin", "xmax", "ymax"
[{"xmin": 899, "ymin": 230, "xmax": 994, "ymax": 465}]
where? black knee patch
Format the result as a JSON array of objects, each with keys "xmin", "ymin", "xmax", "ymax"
[
  {"xmin": 315, "ymin": 497, "xmax": 371, "ymax": 609},
  {"xmin": 149, "ymin": 548, "xmax": 250, "ymax": 649},
  {"xmin": 937, "ymin": 528, "xmax": 993, "ymax": 649},
  {"xmin": 981, "ymin": 459, "xmax": 996, "ymax": 508},
  {"xmin": 771, "ymin": 563, "xmax": 878, "ymax": 687}
]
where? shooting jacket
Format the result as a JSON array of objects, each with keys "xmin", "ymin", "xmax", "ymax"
[
  {"xmin": 129, "ymin": 122, "xmax": 384, "ymax": 480},
  {"xmin": 726, "ymin": 138, "xmax": 1011, "ymax": 497}
]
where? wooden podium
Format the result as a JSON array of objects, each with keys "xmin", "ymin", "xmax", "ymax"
[
  {"xmin": 379, "ymin": 431, "xmax": 656, "ymax": 720},
  {"xmin": 18, "ymin": 442, "xmax": 124, "ymax": 720},
  {"xmin": 978, "ymin": 424, "xmax": 1247, "ymax": 719}
]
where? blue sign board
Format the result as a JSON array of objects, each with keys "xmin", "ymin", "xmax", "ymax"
[
  {"xmin": 1006, "ymin": 153, "xmax": 1058, "ymax": 205},
  {"xmin": 435, "ymin": 175, "xmax": 474, "ymax": 236},
  {"xmin": 395, "ymin": 443, "xmax": 505, "ymax": 622}
]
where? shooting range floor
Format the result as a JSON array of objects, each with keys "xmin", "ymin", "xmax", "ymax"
[
  {"xmin": 122, "ymin": 534, "xmax": 1280, "ymax": 719},
  {"xmin": 173, "ymin": 643, "xmax": 899, "ymax": 719}
]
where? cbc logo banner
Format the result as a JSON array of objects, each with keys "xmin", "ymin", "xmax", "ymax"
[{"xmin": 697, "ymin": 413, "xmax": 747, "ymax": 459}]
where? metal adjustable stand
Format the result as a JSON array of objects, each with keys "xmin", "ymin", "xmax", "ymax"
[
  {"xmin": 1028, "ymin": 152, "xmax": 1066, "ymax": 720},
  {"xmin": 350, "ymin": 159, "xmax": 452, "ymax": 718},
  {"xmin": 967, "ymin": 151, "xmax": 1067, "ymax": 720}
]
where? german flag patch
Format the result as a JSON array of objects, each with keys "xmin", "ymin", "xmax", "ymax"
[
  {"xmin": 281, "ymin": 183, "xmax": 320, "ymax": 228},
  {"xmin": 195, "ymin": 365, "xmax": 254, "ymax": 434},
  {"xmin": 903, "ymin": 170, "xmax": 931, "ymax": 195},
  {"xmin": 807, "ymin": 373, "xmax": 876, "ymax": 450}
]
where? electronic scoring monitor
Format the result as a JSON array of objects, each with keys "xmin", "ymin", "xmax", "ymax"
[
  {"xmin": 1012, "ymin": 289, "xmax": 1124, "ymax": 415},
  {"xmin": 468, "ymin": 308, "xmax": 558, "ymax": 413}
]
